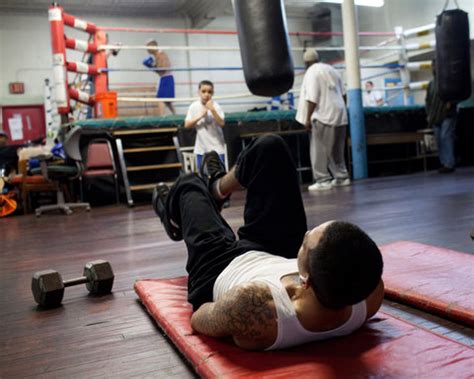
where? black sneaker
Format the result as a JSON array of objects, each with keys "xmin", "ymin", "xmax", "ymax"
[
  {"xmin": 152, "ymin": 183, "xmax": 183, "ymax": 241},
  {"xmin": 200, "ymin": 151, "xmax": 227, "ymax": 191},
  {"xmin": 200, "ymin": 151, "xmax": 229, "ymax": 210}
]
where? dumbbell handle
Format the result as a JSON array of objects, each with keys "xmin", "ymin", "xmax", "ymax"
[{"xmin": 63, "ymin": 276, "xmax": 89, "ymax": 287}]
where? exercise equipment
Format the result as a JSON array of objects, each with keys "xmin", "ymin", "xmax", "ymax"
[
  {"xmin": 135, "ymin": 277, "xmax": 473, "ymax": 378},
  {"xmin": 32, "ymin": 260, "xmax": 114, "ymax": 308},
  {"xmin": 233, "ymin": 0, "xmax": 294, "ymax": 97},
  {"xmin": 0, "ymin": 192, "xmax": 17, "ymax": 217},
  {"xmin": 435, "ymin": 7, "xmax": 471, "ymax": 101},
  {"xmin": 380, "ymin": 241, "xmax": 474, "ymax": 327}
]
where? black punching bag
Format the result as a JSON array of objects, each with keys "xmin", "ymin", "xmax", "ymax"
[
  {"xmin": 233, "ymin": 0, "xmax": 294, "ymax": 97},
  {"xmin": 435, "ymin": 9, "xmax": 471, "ymax": 101}
]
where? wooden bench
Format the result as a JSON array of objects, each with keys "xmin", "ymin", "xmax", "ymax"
[{"xmin": 347, "ymin": 132, "xmax": 431, "ymax": 172}]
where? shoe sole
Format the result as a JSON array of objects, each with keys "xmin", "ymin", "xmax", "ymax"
[
  {"xmin": 332, "ymin": 182, "xmax": 351, "ymax": 187},
  {"xmin": 200, "ymin": 152, "xmax": 228, "ymax": 210},
  {"xmin": 308, "ymin": 186, "xmax": 333, "ymax": 191},
  {"xmin": 200, "ymin": 151, "xmax": 223, "ymax": 178},
  {"xmin": 152, "ymin": 183, "xmax": 183, "ymax": 241}
]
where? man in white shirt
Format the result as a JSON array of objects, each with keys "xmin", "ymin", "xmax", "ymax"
[
  {"xmin": 363, "ymin": 81, "xmax": 384, "ymax": 107},
  {"xmin": 296, "ymin": 49, "xmax": 351, "ymax": 191}
]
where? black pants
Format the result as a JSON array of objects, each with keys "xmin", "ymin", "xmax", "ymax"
[{"xmin": 167, "ymin": 134, "xmax": 307, "ymax": 310}]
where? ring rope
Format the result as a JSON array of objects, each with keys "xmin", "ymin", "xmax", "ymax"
[
  {"xmin": 97, "ymin": 26, "xmax": 395, "ymax": 37},
  {"xmin": 110, "ymin": 80, "xmax": 249, "ymax": 87},
  {"xmin": 104, "ymin": 67, "xmax": 252, "ymax": 72},
  {"xmin": 118, "ymin": 91, "xmax": 274, "ymax": 103},
  {"xmin": 101, "ymin": 63, "xmax": 408, "ymax": 74},
  {"xmin": 117, "ymin": 79, "xmax": 429, "ymax": 104},
  {"xmin": 52, "ymin": 5, "xmax": 437, "ymax": 115},
  {"xmin": 100, "ymin": 44, "xmax": 434, "ymax": 53}
]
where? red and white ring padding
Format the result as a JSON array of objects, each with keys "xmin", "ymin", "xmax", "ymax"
[
  {"xmin": 135, "ymin": 277, "xmax": 474, "ymax": 378},
  {"xmin": 62, "ymin": 12, "xmax": 97, "ymax": 34},
  {"xmin": 69, "ymin": 88, "xmax": 95, "ymax": 105},
  {"xmin": 381, "ymin": 241, "xmax": 474, "ymax": 327},
  {"xmin": 66, "ymin": 61, "xmax": 99, "ymax": 75},
  {"xmin": 48, "ymin": 6, "xmax": 69, "ymax": 113},
  {"xmin": 65, "ymin": 37, "xmax": 98, "ymax": 53}
]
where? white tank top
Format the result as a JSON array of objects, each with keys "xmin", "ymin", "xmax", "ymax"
[{"xmin": 213, "ymin": 251, "xmax": 367, "ymax": 350}]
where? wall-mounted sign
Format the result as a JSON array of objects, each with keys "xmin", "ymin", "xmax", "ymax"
[{"xmin": 9, "ymin": 82, "xmax": 25, "ymax": 94}]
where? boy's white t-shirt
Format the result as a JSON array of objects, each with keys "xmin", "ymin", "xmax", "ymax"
[
  {"xmin": 185, "ymin": 100, "xmax": 226, "ymax": 155},
  {"xmin": 296, "ymin": 63, "xmax": 347, "ymax": 127}
]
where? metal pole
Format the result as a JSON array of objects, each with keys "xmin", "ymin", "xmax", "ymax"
[
  {"xmin": 342, "ymin": 0, "xmax": 368, "ymax": 179},
  {"xmin": 184, "ymin": 17, "xmax": 193, "ymax": 98},
  {"xmin": 395, "ymin": 26, "xmax": 411, "ymax": 105}
]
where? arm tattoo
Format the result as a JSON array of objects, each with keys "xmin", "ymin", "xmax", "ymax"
[
  {"xmin": 191, "ymin": 283, "xmax": 276, "ymax": 344},
  {"xmin": 221, "ymin": 283, "xmax": 275, "ymax": 340}
]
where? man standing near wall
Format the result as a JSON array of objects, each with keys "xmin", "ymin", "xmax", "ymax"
[
  {"xmin": 143, "ymin": 39, "xmax": 176, "ymax": 115},
  {"xmin": 296, "ymin": 49, "xmax": 351, "ymax": 191}
]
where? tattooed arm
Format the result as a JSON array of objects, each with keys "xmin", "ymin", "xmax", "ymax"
[{"xmin": 190, "ymin": 282, "xmax": 277, "ymax": 350}]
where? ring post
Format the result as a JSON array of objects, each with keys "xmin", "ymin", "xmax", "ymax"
[
  {"xmin": 395, "ymin": 26, "xmax": 411, "ymax": 105},
  {"xmin": 342, "ymin": 0, "xmax": 368, "ymax": 179},
  {"xmin": 48, "ymin": 5, "xmax": 70, "ymax": 115},
  {"xmin": 93, "ymin": 31, "xmax": 109, "ymax": 94}
]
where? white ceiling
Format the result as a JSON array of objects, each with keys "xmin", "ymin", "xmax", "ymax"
[
  {"xmin": 0, "ymin": 0, "xmax": 205, "ymax": 16},
  {"xmin": 0, "ymin": 0, "xmax": 323, "ymax": 19}
]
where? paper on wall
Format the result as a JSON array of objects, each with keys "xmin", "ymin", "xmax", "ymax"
[{"xmin": 8, "ymin": 117, "xmax": 23, "ymax": 141}]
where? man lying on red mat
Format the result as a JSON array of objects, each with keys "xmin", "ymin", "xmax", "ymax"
[{"xmin": 152, "ymin": 134, "xmax": 384, "ymax": 350}]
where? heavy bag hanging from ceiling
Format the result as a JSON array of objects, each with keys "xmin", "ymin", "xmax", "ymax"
[
  {"xmin": 435, "ymin": 2, "xmax": 471, "ymax": 102},
  {"xmin": 233, "ymin": 0, "xmax": 294, "ymax": 97}
]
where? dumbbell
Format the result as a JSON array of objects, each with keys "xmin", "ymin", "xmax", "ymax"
[{"xmin": 32, "ymin": 260, "xmax": 114, "ymax": 308}]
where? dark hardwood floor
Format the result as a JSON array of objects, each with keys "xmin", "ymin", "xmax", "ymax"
[{"xmin": 1, "ymin": 168, "xmax": 473, "ymax": 377}]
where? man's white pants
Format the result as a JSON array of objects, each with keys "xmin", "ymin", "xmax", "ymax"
[{"xmin": 310, "ymin": 119, "xmax": 349, "ymax": 183}]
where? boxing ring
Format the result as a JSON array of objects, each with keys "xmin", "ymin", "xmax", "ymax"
[
  {"xmin": 48, "ymin": 3, "xmax": 444, "ymax": 206},
  {"xmin": 48, "ymin": 0, "xmax": 458, "ymax": 205},
  {"xmin": 48, "ymin": 3, "xmax": 437, "ymax": 116}
]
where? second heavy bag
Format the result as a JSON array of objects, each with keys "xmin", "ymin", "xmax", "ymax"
[
  {"xmin": 435, "ymin": 9, "xmax": 471, "ymax": 101},
  {"xmin": 233, "ymin": 0, "xmax": 294, "ymax": 97}
]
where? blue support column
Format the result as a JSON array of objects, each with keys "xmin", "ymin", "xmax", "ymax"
[
  {"xmin": 347, "ymin": 89, "xmax": 368, "ymax": 178},
  {"xmin": 342, "ymin": 0, "xmax": 368, "ymax": 179}
]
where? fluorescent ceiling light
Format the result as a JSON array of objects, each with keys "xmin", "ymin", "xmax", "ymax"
[{"xmin": 319, "ymin": 0, "xmax": 384, "ymax": 7}]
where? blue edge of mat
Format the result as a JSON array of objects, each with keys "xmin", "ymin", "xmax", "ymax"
[{"xmin": 70, "ymin": 106, "xmax": 425, "ymax": 130}]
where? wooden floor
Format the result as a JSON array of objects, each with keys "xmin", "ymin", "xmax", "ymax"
[{"xmin": 1, "ymin": 168, "xmax": 473, "ymax": 378}]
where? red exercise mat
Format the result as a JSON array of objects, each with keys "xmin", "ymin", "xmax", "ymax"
[
  {"xmin": 381, "ymin": 241, "xmax": 474, "ymax": 327},
  {"xmin": 135, "ymin": 277, "xmax": 473, "ymax": 379}
]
